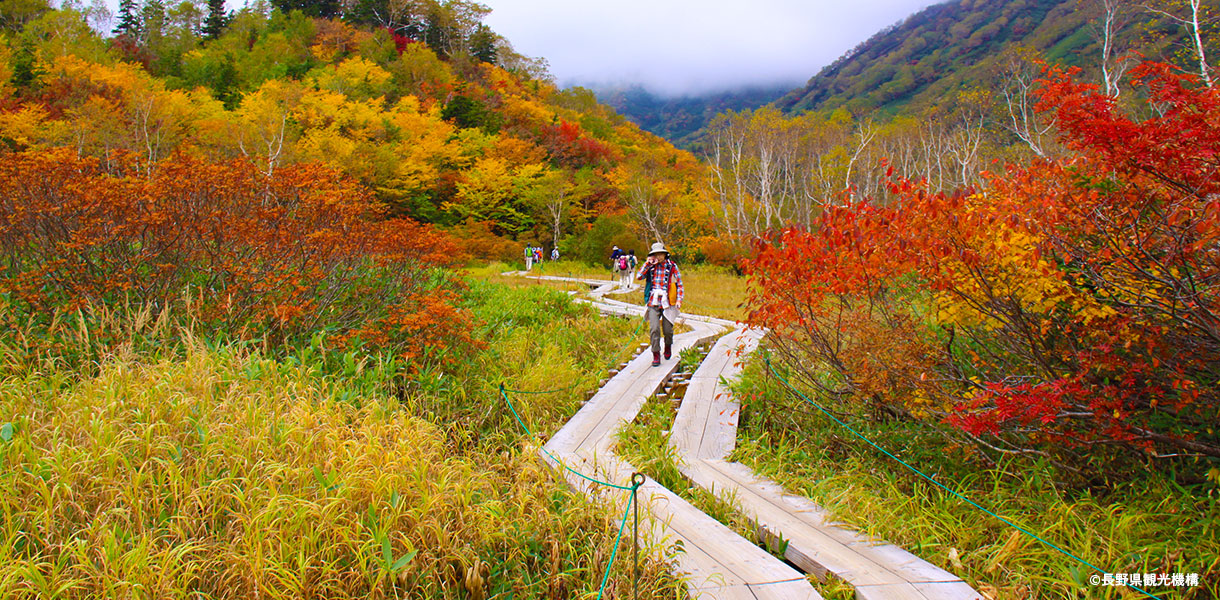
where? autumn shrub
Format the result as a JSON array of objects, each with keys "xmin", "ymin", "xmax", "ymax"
[
  {"xmin": 692, "ymin": 234, "xmax": 748, "ymax": 270},
  {"xmin": 0, "ymin": 148, "xmax": 475, "ymax": 368},
  {"xmin": 447, "ymin": 219, "xmax": 521, "ymax": 263},
  {"xmin": 744, "ymin": 63, "xmax": 1220, "ymax": 481}
]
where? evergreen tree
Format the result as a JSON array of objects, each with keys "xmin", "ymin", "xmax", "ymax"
[
  {"xmin": 202, "ymin": 0, "xmax": 227, "ymax": 39},
  {"xmin": 9, "ymin": 38, "xmax": 43, "ymax": 91},
  {"xmin": 112, "ymin": 0, "xmax": 141, "ymax": 38},
  {"xmin": 269, "ymin": 0, "xmax": 339, "ymax": 19},
  {"xmin": 469, "ymin": 24, "xmax": 497, "ymax": 64}
]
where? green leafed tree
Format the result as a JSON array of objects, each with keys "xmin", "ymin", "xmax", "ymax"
[
  {"xmin": 468, "ymin": 23, "xmax": 496, "ymax": 63},
  {"xmin": 441, "ymin": 94, "xmax": 501, "ymax": 133},
  {"xmin": 139, "ymin": 0, "xmax": 167, "ymax": 45},
  {"xmin": 0, "ymin": 0, "xmax": 51, "ymax": 32}
]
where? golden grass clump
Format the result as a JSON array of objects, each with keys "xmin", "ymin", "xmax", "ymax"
[{"xmin": 0, "ymin": 344, "xmax": 678, "ymax": 599}]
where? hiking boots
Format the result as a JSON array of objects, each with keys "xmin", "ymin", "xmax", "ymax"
[
  {"xmin": 651, "ymin": 351, "xmax": 661, "ymax": 367},
  {"xmin": 663, "ymin": 344, "xmax": 672, "ymax": 360}
]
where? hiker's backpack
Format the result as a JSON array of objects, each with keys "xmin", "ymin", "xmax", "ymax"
[{"xmin": 618, "ymin": 256, "xmax": 629, "ymax": 271}]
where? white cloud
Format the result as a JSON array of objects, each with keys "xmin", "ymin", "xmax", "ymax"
[{"xmin": 483, "ymin": 0, "xmax": 941, "ymax": 95}]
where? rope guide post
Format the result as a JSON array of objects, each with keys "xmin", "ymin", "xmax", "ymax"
[
  {"xmin": 498, "ymin": 384, "xmax": 650, "ymax": 600},
  {"xmin": 631, "ymin": 472, "xmax": 646, "ymax": 600}
]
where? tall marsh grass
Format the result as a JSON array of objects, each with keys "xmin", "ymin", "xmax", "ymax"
[
  {"xmin": 732, "ymin": 356, "xmax": 1220, "ymax": 600},
  {"xmin": 0, "ymin": 281, "xmax": 680, "ymax": 599}
]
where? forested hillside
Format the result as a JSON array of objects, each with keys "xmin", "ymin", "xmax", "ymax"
[
  {"xmin": 0, "ymin": 0, "xmax": 713, "ymax": 264},
  {"xmin": 775, "ymin": 0, "xmax": 1206, "ymax": 115},
  {"xmin": 594, "ymin": 83, "xmax": 791, "ymax": 148}
]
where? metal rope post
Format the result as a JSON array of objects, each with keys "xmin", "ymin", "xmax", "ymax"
[{"xmin": 631, "ymin": 472, "xmax": 645, "ymax": 600}]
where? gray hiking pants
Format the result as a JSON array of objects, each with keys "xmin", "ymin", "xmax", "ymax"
[{"xmin": 646, "ymin": 305, "xmax": 674, "ymax": 355}]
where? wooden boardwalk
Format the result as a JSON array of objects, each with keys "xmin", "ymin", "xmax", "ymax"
[
  {"xmin": 526, "ymin": 273, "xmax": 822, "ymax": 599},
  {"xmin": 514, "ymin": 271, "xmax": 980, "ymax": 599},
  {"xmin": 670, "ymin": 324, "xmax": 983, "ymax": 600}
]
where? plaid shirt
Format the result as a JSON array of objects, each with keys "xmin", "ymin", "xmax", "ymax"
[{"xmin": 636, "ymin": 259, "xmax": 684, "ymax": 308}]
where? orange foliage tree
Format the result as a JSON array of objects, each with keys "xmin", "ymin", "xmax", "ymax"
[
  {"xmin": 0, "ymin": 148, "xmax": 476, "ymax": 364},
  {"xmin": 744, "ymin": 63, "xmax": 1220, "ymax": 474}
]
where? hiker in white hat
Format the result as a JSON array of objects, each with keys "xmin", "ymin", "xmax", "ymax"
[{"xmin": 636, "ymin": 241, "xmax": 684, "ymax": 367}]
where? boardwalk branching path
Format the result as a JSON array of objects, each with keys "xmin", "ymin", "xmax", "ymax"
[{"xmin": 510, "ymin": 271, "xmax": 982, "ymax": 600}]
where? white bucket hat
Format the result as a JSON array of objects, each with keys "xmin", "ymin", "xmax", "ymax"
[{"xmin": 647, "ymin": 242, "xmax": 669, "ymax": 257}]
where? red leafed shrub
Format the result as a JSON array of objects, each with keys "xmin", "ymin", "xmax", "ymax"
[
  {"xmin": 0, "ymin": 148, "xmax": 477, "ymax": 365},
  {"xmin": 543, "ymin": 120, "xmax": 615, "ymax": 168},
  {"xmin": 744, "ymin": 63, "xmax": 1220, "ymax": 475},
  {"xmin": 385, "ymin": 27, "xmax": 416, "ymax": 53}
]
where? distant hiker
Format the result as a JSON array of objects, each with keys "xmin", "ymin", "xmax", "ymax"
[
  {"xmin": 619, "ymin": 248, "xmax": 639, "ymax": 285},
  {"xmin": 534, "ymin": 247, "xmax": 543, "ymax": 265},
  {"xmin": 525, "ymin": 246, "xmax": 533, "ymax": 270},
  {"xmin": 637, "ymin": 241, "xmax": 683, "ymax": 367},
  {"xmin": 616, "ymin": 252, "xmax": 631, "ymax": 285},
  {"xmin": 551, "ymin": 247, "xmax": 559, "ymax": 261},
  {"xmin": 610, "ymin": 245, "xmax": 622, "ymax": 276}
]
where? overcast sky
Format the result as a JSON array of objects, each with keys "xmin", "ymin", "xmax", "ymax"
[
  {"xmin": 89, "ymin": 0, "xmax": 943, "ymax": 96},
  {"xmin": 482, "ymin": 0, "xmax": 942, "ymax": 96}
]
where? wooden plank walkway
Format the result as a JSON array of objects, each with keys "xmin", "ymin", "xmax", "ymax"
[
  {"xmin": 523, "ymin": 273, "xmax": 823, "ymax": 599},
  {"xmin": 512, "ymin": 270, "xmax": 981, "ymax": 598},
  {"xmin": 669, "ymin": 325, "xmax": 984, "ymax": 600}
]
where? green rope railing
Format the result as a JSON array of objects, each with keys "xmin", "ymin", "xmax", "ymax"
[
  {"xmin": 498, "ymin": 383, "xmax": 646, "ymax": 599},
  {"xmin": 599, "ymin": 483, "xmax": 637, "ymax": 600},
  {"xmin": 763, "ymin": 357, "xmax": 1164, "ymax": 600},
  {"xmin": 499, "ymin": 383, "xmax": 634, "ymax": 491}
]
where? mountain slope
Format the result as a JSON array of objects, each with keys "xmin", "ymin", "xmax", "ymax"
[
  {"xmin": 594, "ymin": 84, "xmax": 792, "ymax": 148},
  {"xmin": 775, "ymin": 0, "xmax": 1187, "ymax": 115}
]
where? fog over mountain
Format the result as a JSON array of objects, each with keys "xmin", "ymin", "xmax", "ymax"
[{"xmin": 480, "ymin": 0, "xmax": 942, "ymax": 96}]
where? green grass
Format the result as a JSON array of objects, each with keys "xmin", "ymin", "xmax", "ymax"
[
  {"xmin": 464, "ymin": 261, "xmax": 618, "ymax": 301},
  {"xmin": 615, "ymin": 390, "xmax": 765, "ymax": 555},
  {"xmin": 730, "ymin": 355, "xmax": 1220, "ymax": 600},
  {"xmin": 603, "ymin": 263, "xmax": 750, "ymax": 322}
]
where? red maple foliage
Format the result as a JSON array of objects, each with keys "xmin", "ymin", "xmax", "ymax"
[
  {"xmin": 744, "ymin": 63, "xmax": 1220, "ymax": 471},
  {"xmin": 0, "ymin": 149, "xmax": 478, "ymax": 366}
]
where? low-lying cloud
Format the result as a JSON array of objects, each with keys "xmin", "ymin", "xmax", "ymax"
[{"xmin": 484, "ymin": 0, "xmax": 941, "ymax": 96}]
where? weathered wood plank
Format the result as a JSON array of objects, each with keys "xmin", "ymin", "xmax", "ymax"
[
  {"xmin": 664, "ymin": 316, "xmax": 986, "ymax": 600},
  {"xmin": 686, "ymin": 459, "xmax": 909, "ymax": 587},
  {"xmin": 528, "ymin": 274, "xmax": 824, "ymax": 599}
]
